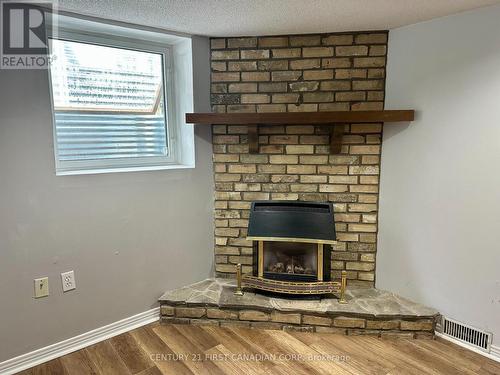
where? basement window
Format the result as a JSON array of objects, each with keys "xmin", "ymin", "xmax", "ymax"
[{"xmin": 48, "ymin": 15, "xmax": 195, "ymax": 175}]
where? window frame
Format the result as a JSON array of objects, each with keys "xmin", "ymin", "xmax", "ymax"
[{"xmin": 48, "ymin": 25, "xmax": 182, "ymax": 176}]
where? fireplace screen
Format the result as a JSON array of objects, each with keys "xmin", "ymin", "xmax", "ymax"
[{"xmin": 263, "ymin": 241, "xmax": 318, "ymax": 281}]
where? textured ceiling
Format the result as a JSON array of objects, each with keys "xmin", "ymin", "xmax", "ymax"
[{"xmin": 57, "ymin": 0, "xmax": 500, "ymax": 36}]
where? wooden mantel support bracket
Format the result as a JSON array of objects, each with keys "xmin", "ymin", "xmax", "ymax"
[
  {"xmin": 248, "ymin": 124, "xmax": 259, "ymax": 154},
  {"xmin": 185, "ymin": 110, "xmax": 415, "ymax": 155},
  {"xmin": 330, "ymin": 124, "xmax": 344, "ymax": 154}
]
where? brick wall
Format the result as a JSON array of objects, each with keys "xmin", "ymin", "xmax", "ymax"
[{"xmin": 210, "ymin": 32, "xmax": 388, "ymax": 287}]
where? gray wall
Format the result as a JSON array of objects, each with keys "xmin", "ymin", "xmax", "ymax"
[
  {"xmin": 380, "ymin": 5, "xmax": 500, "ymax": 346},
  {"xmin": 0, "ymin": 36, "xmax": 213, "ymax": 361}
]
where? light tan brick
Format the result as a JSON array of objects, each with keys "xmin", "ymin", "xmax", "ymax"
[
  {"xmin": 272, "ymin": 93, "xmax": 299, "ymax": 103},
  {"xmin": 228, "ymin": 83, "xmax": 257, "ymax": 93},
  {"xmin": 290, "ymin": 59, "xmax": 321, "ymax": 70},
  {"xmin": 271, "ymin": 311, "xmax": 301, "ymax": 324},
  {"xmin": 243, "ymin": 192, "xmax": 270, "ymax": 200},
  {"xmin": 300, "ymin": 175, "xmax": 328, "ymax": 183},
  {"xmin": 352, "ymin": 80, "xmax": 384, "ymax": 90},
  {"xmin": 258, "ymin": 36, "xmax": 289, "ymax": 48},
  {"xmin": 241, "ymin": 49, "xmax": 270, "ymax": 59},
  {"xmin": 350, "ymin": 145, "xmax": 381, "ymax": 155},
  {"xmin": 346, "ymin": 261, "xmax": 375, "ymax": 271},
  {"xmin": 351, "ymin": 123, "xmax": 382, "ymax": 133},
  {"xmin": 302, "ymin": 315, "xmax": 332, "ymax": 326},
  {"xmin": 211, "ymin": 62, "xmax": 227, "ymax": 72},
  {"xmin": 257, "ymin": 61, "xmax": 288, "ymax": 71},
  {"xmin": 333, "ymin": 317, "xmax": 366, "ymax": 328},
  {"xmin": 319, "ymin": 184, "xmax": 348, "ymax": 193},
  {"xmin": 259, "ymin": 82, "xmax": 287, "ymax": 92},
  {"xmin": 212, "ymin": 72, "xmax": 240, "ymax": 82},
  {"xmin": 299, "ymin": 155, "xmax": 328, "ymax": 165},
  {"xmin": 335, "ymin": 69, "xmax": 367, "ymax": 79},
  {"xmin": 206, "ymin": 308, "xmax": 239, "ymax": 320},
  {"xmin": 318, "ymin": 165, "xmax": 348, "ymax": 175},
  {"xmin": 272, "ymin": 71, "xmax": 302, "ymax": 81},
  {"xmin": 322, "ymin": 57, "xmax": 351, "ymax": 68},
  {"xmin": 288, "ymin": 104, "xmax": 318, "ymax": 112},
  {"xmin": 330, "ymin": 175, "xmax": 358, "ymax": 184},
  {"xmin": 401, "ymin": 320, "xmax": 434, "ymax": 331},
  {"xmin": 303, "ymin": 70, "xmax": 334, "ymax": 80},
  {"xmin": 257, "ymin": 104, "xmax": 286, "ymax": 113},
  {"xmin": 355, "ymin": 33, "xmax": 388, "ymax": 44},
  {"xmin": 287, "ymin": 165, "xmax": 316, "ymax": 174},
  {"xmin": 228, "ymin": 61, "xmax": 257, "ymax": 71},
  {"xmin": 360, "ymin": 176, "xmax": 378, "ymax": 184},
  {"xmin": 269, "ymin": 155, "xmax": 299, "ymax": 164},
  {"xmin": 354, "ymin": 57, "xmax": 386, "ymax": 68},
  {"xmin": 303, "ymin": 92, "xmax": 334, "ymax": 102},
  {"xmin": 322, "ymin": 35, "xmax": 353, "ymax": 45},
  {"xmin": 272, "ymin": 48, "xmax": 301, "ymax": 58},
  {"xmin": 160, "ymin": 305, "xmax": 175, "ymax": 316},
  {"xmin": 241, "ymin": 94, "xmax": 270, "ymax": 104},
  {"xmin": 349, "ymin": 166, "xmax": 379, "ymax": 175},
  {"xmin": 176, "ymin": 307, "xmax": 206, "ymax": 318},
  {"xmin": 286, "ymin": 145, "xmax": 314, "ymax": 154},
  {"xmin": 289, "ymin": 81, "xmax": 319, "ymax": 92},
  {"xmin": 291, "ymin": 184, "xmax": 317, "ymax": 192},
  {"xmin": 320, "ymin": 80, "xmax": 351, "ymax": 91},
  {"xmin": 212, "ymin": 50, "xmax": 239, "ymax": 60},
  {"xmin": 239, "ymin": 310, "xmax": 270, "ymax": 321},
  {"xmin": 336, "ymin": 46, "xmax": 368, "ymax": 56},
  {"xmin": 227, "ymin": 37, "xmax": 257, "ymax": 48},
  {"xmin": 242, "ymin": 72, "xmax": 270, "ymax": 81},
  {"xmin": 290, "ymin": 35, "xmax": 321, "ymax": 46},
  {"xmin": 348, "ymin": 204, "xmax": 377, "ymax": 214},
  {"xmin": 370, "ymin": 45, "xmax": 387, "ymax": 56},
  {"xmin": 211, "ymin": 39, "xmax": 225, "ymax": 49},
  {"xmin": 336, "ymin": 91, "xmax": 365, "ymax": 101},
  {"xmin": 303, "ymin": 47, "xmax": 334, "ymax": 57},
  {"xmin": 228, "ymin": 164, "xmax": 256, "ymax": 174}
]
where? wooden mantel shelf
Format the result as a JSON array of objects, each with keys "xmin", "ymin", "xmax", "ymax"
[{"xmin": 185, "ymin": 110, "xmax": 414, "ymax": 154}]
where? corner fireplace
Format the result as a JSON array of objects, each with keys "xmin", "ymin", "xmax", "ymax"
[{"xmin": 236, "ymin": 201, "xmax": 346, "ymax": 299}]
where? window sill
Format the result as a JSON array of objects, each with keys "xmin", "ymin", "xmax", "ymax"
[{"xmin": 55, "ymin": 163, "xmax": 195, "ymax": 176}]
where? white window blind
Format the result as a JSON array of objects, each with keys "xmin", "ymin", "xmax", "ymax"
[{"xmin": 49, "ymin": 34, "xmax": 176, "ymax": 174}]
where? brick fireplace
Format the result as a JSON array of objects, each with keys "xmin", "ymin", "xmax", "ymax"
[{"xmin": 210, "ymin": 32, "xmax": 387, "ymax": 287}]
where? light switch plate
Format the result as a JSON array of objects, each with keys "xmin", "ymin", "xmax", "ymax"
[
  {"xmin": 34, "ymin": 277, "xmax": 49, "ymax": 298},
  {"xmin": 61, "ymin": 270, "xmax": 76, "ymax": 292}
]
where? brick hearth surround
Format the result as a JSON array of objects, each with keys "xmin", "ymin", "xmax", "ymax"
[{"xmin": 210, "ymin": 32, "xmax": 388, "ymax": 287}]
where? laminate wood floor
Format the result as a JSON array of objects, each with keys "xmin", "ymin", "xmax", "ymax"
[{"xmin": 18, "ymin": 322, "xmax": 500, "ymax": 374}]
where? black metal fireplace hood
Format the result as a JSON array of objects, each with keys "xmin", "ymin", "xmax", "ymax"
[{"xmin": 247, "ymin": 201, "xmax": 336, "ymax": 244}]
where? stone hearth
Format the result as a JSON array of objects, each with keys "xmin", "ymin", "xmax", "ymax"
[{"xmin": 159, "ymin": 279, "xmax": 439, "ymax": 337}]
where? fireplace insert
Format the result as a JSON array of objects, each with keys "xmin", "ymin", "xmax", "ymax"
[{"xmin": 236, "ymin": 201, "xmax": 346, "ymax": 299}]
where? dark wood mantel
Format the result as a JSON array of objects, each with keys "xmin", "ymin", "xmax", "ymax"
[{"xmin": 185, "ymin": 110, "xmax": 414, "ymax": 153}]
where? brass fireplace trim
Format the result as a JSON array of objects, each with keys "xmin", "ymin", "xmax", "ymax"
[
  {"xmin": 247, "ymin": 236, "xmax": 337, "ymax": 245},
  {"xmin": 241, "ymin": 274, "xmax": 346, "ymax": 296},
  {"xmin": 257, "ymin": 241, "xmax": 264, "ymax": 278},
  {"xmin": 317, "ymin": 243, "xmax": 324, "ymax": 281}
]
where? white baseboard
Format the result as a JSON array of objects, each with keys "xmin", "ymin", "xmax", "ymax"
[
  {"xmin": 435, "ymin": 332, "xmax": 500, "ymax": 363},
  {"xmin": 0, "ymin": 307, "xmax": 160, "ymax": 375}
]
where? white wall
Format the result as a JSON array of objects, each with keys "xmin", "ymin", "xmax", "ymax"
[
  {"xmin": 0, "ymin": 36, "xmax": 213, "ymax": 361},
  {"xmin": 380, "ymin": 4, "xmax": 500, "ymax": 346}
]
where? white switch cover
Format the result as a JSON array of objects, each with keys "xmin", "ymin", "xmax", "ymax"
[
  {"xmin": 34, "ymin": 277, "xmax": 49, "ymax": 298},
  {"xmin": 61, "ymin": 270, "xmax": 76, "ymax": 292}
]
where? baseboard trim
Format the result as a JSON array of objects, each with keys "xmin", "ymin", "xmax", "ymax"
[
  {"xmin": 0, "ymin": 307, "xmax": 160, "ymax": 375},
  {"xmin": 435, "ymin": 332, "xmax": 500, "ymax": 363}
]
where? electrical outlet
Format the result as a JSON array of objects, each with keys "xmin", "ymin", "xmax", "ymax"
[
  {"xmin": 34, "ymin": 277, "xmax": 49, "ymax": 298},
  {"xmin": 61, "ymin": 270, "xmax": 76, "ymax": 292}
]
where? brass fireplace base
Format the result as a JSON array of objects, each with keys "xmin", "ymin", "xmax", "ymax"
[{"xmin": 235, "ymin": 264, "xmax": 347, "ymax": 302}]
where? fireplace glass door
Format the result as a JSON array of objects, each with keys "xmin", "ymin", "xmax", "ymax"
[{"xmin": 263, "ymin": 241, "xmax": 318, "ymax": 282}]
